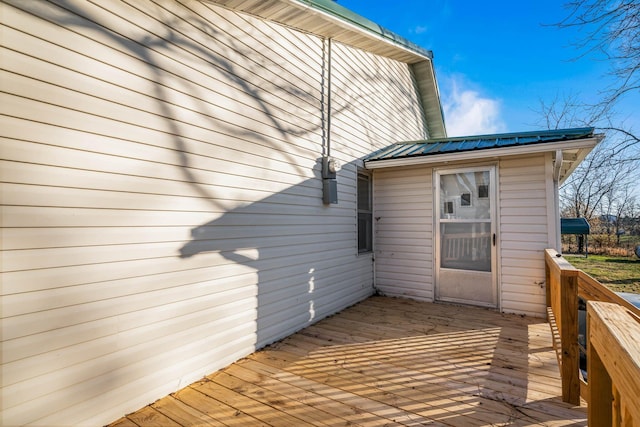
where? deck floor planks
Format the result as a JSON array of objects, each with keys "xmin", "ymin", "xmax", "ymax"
[
  {"xmin": 109, "ymin": 296, "xmax": 587, "ymax": 426},
  {"xmin": 150, "ymin": 395, "xmax": 225, "ymax": 427},
  {"xmin": 172, "ymin": 387, "xmax": 268, "ymax": 426},
  {"xmin": 256, "ymin": 338, "xmax": 577, "ymax": 426}
]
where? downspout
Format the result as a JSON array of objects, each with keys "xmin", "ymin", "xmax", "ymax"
[{"xmin": 553, "ymin": 150, "xmax": 563, "ymax": 251}]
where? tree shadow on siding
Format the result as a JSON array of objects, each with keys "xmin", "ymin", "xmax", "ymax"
[
  {"xmin": 178, "ymin": 160, "xmax": 367, "ymax": 348},
  {"xmin": 3, "ymin": 1, "xmax": 432, "ymax": 425}
]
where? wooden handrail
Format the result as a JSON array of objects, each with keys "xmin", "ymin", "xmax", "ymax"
[
  {"xmin": 545, "ymin": 248, "xmax": 640, "ymax": 423},
  {"xmin": 587, "ymin": 301, "xmax": 640, "ymax": 426},
  {"xmin": 578, "ymin": 271, "xmax": 640, "ymax": 315}
]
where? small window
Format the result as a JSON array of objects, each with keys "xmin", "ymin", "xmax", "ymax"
[
  {"xmin": 460, "ymin": 192, "xmax": 472, "ymax": 207},
  {"xmin": 357, "ymin": 171, "xmax": 372, "ymax": 253},
  {"xmin": 478, "ymin": 184, "xmax": 489, "ymax": 199}
]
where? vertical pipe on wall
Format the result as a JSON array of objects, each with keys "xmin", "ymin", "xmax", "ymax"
[
  {"xmin": 326, "ymin": 37, "xmax": 332, "ymax": 157},
  {"xmin": 320, "ymin": 37, "xmax": 332, "ymax": 158},
  {"xmin": 321, "ymin": 37, "xmax": 338, "ymax": 204}
]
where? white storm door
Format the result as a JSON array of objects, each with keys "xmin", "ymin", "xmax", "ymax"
[{"xmin": 435, "ymin": 167, "xmax": 497, "ymax": 308}]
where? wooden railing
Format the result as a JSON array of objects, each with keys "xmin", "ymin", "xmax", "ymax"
[
  {"xmin": 587, "ymin": 301, "xmax": 640, "ymax": 426},
  {"xmin": 545, "ymin": 248, "xmax": 640, "ymax": 423}
]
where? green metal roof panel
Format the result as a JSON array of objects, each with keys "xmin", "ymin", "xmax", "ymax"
[
  {"xmin": 561, "ymin": 218, "xmax": 590, "ymax": 235},
  {"xmin": 365, "ymin": 127, "xmax": 595, "ymax": 162}
]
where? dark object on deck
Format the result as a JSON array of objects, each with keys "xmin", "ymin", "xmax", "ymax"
[{"xmin": 561, "ymin": 218, "xmax": 590, "ymax": 256}]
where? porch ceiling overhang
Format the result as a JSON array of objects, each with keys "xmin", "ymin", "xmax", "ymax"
[{"xmin": 364, "ymin": 127, "xmax": 603, "ymax": 184}]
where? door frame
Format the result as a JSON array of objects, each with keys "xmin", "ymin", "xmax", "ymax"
[{"xmin": 433, "ymin": 164, "xmax": 500, "ymax": 308}]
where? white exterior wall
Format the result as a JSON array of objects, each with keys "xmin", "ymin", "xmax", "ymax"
[
  {"xmin": 373, "ymin": 166, "xmax": 433, "ymax": 300},
  {"xmin": 498, "ymin": 155, "xmax": 551, "ymax": 317},
  {"xmin": 0, "ymin": 1, "xmax": 427, "ymax": 425},
  {"xmin": 373, "ymin": 155, "xmax": 553, "ymax": 317}
]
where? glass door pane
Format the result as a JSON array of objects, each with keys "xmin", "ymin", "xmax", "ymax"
[
  {"xmin": 440, "ymin": 222, "xmax": 491, "ymax": 271},
  {"xmin": 436, "ymin": 167, "xmax": 496, "ymax": 308}
]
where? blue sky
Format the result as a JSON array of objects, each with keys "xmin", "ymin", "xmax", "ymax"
[{"xmin": 339, "ymin": 0, "xmax": 639, "ymax": 137}]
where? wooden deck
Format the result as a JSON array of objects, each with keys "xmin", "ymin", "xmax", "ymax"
[{"xmin": 109, "ymin": 296, "xmax": 587, "ymax": 426}]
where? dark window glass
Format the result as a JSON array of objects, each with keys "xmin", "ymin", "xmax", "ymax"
[{"xmin": 357, "ymin": 172, "xmax": 372, "ymax": 253}]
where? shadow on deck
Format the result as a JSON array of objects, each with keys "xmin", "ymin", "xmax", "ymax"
[{"xmin": 109, "ymin": 296, "xmax": 587, "ymax": 426}]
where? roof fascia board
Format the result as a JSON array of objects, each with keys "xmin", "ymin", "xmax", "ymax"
[
  {"xmin": 291, "ymin": 0, "xmax": 433, "ymax": 61},
  {"xmin": 411, "ymin": 60, "xmax": 447, "ymax": 138},
  {"xmin": 364, "ymin": 137, "xmax": 600, "ymax": 170}
]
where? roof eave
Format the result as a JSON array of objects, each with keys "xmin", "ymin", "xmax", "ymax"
[
  {"xmin": 364, "ymin": 137, "xmax": 601, "ymax": 176},
  {"xmin": 207, "ymin": 0, "xmax": 433, "ymax": 63}
]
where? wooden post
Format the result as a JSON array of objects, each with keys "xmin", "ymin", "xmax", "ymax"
[
  {"xmin": 545, "ymin": 255, "xmax": 551, "ymax": 309},
  {"xmin": 560, "ymin": 267, "xmax": 580, "ymax": 405},
  {"xmin": 588, "ymin": 301, "xmax": 640, "ymax": 426},
  {"xmin": 587, "ymin": 313, "xmax": 612, "ymax": 426}
]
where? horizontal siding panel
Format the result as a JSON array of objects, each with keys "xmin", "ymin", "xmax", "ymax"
[
  {"xmin": 6, "ymin": 1, "xmax": 324, "ymax": 121},
  {"xmin": 375, "ymin": 230, "xmax": 430, "ymax": 240},
  {"xmin": 376, "ymin": 223, "xmax": 433, "ymax": 233},
  {"xmin": 1, "ymin": 223, "xmax": 353, "ymax": 251},
  {"xmin": 502, "ymin": 282, "xmax": 546, "ymax": 296},
  {"xmin": 501, "ymin": 299, "xmax": 546, "ymax": 317},
  {"xmin": 3, "ymin": 243, "xmax": 358, "ymax": 296},
  {"xmin": 3, "ymin": 323, "xmax": 258, "ymax": 426},
  {"xmin": 500, "ymin": 206, "xmax": 548, "ymax": 217},
  {"xmin": 3, "ymin": 229, "xmax": 354, "ymax": 273},
  {"xmin": 1, "ymin": 96, "xmax": 317, "ymax": 180},
  {"xmin": 501, "ymin": 223, "xmax": 548, "ymax": 234},
  {"xmin": 500, "ymin": 215, "xmax": 549, "ymax": 225},
  {"xmin": 1, "ymin": 0, "xmax": 427, "ymax": 424},
  {"xmin": 375, "ymin": 250, "xmax": 433, "ymax": 262},
  {"xmin": 1, "ymin": 205, "xmax": 359, "ymax": 228},
  {"xmin": 0, "ymin": 160, "xmax": 318, "ymax": 202},
  {"xmin": 373, "ymin": 167, "xmax": 432, "ymax": 300},
  {"xmin": 0, "ymin": 138, "xmax": 315, "ymax": 195},
  {"xmin": 499, "ymin": 154, "xmax": 549, "ymax": 316},
  {"xmin": 500, "ymin": 189, "xmax": 547, "ymax": 200},
  {"xmin": 500, "ymin": 234, "xmax": 549, "ymax": 245},
  {"xmin": 500, "ymin": 256, "xmax": 545, "ymax": 270},
  {"xmin": 375, "ymin": 284, "xmax": 432, "ymax": 301},
  {"xmin": 499, "ymin": 197, "xmax": 547, "ymax": 208}
]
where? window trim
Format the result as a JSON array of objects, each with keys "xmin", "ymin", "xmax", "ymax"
[{"xmin": 357, "ymin": 170, "xmax": 373, "ymax": 253}]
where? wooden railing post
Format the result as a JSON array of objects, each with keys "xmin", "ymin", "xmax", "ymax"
[
  {"xmin": 559, "ymin": 267, "xmax": 580, "ymax": 405},
  {"xmin": 587, "ymin": 301, "xmax": 640, "ymax": 426},
  {"xmin": 544, "ymin": 249, "xmax": 580, "ymax": 405},
  {"xmin": 586, "ymin": 325, "xmax": 612, "ymax": 426},
  {"xmin": 545, "ymin": 255, "xmax": 551, "ymax": 308}
]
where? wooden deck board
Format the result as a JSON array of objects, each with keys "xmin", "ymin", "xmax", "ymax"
[{"xmin": 109, "ymin": 296, "xmax": 587, "ymax": 426}]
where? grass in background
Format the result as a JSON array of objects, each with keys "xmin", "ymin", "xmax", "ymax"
[{"xmin": 567, "ymin": 254, "xmax": 640, "ymax": 293}]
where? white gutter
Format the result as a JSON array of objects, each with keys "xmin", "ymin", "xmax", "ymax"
[
  {"xmin": 553, "ymin": 149, "xmax": 563, "ymax": 183},
  {"xmin": 287, "ymin": 0, "xmax": 434, "ymax": 63},
  {"xmin": 364, "ymin": 137, "xmax": 601, "ymax": 170}
]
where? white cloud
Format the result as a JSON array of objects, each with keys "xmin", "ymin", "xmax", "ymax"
[
  {"xmin": 441, "ymin": 77, "xmax": 506, "ymax": 137},
  {"xmin": 413, "ymin": 25, "xmax": 428, "ymax": 34}
]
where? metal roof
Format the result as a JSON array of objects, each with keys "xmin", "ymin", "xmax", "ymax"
[
  {"xmin": 365, "ymin": 128, "xmax": 596, "ymax": 162},
  {"xmin": 561, "ymin": 218, "xmax": 590, "ymax": 235}
]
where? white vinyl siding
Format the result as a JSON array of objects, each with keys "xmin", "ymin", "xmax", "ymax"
[
  {"xmin": 372, "ymin": 155, "xmax": 552, "ymax": 317},
  {"xmin": 373, "ymin": 166, "xmax": 433, "ymax": 300},
  {"xmin": 499, "ymin": 155, "xmax": 550, "ymax": 317},
  {"xmin": 0, "ymin": 1, "xmax": 428, "ymax": 426}
]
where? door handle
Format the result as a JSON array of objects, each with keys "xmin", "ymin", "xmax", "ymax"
[{"xmin": 493, "ymin": 233, "xmax": 496, "ymax": 246}]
